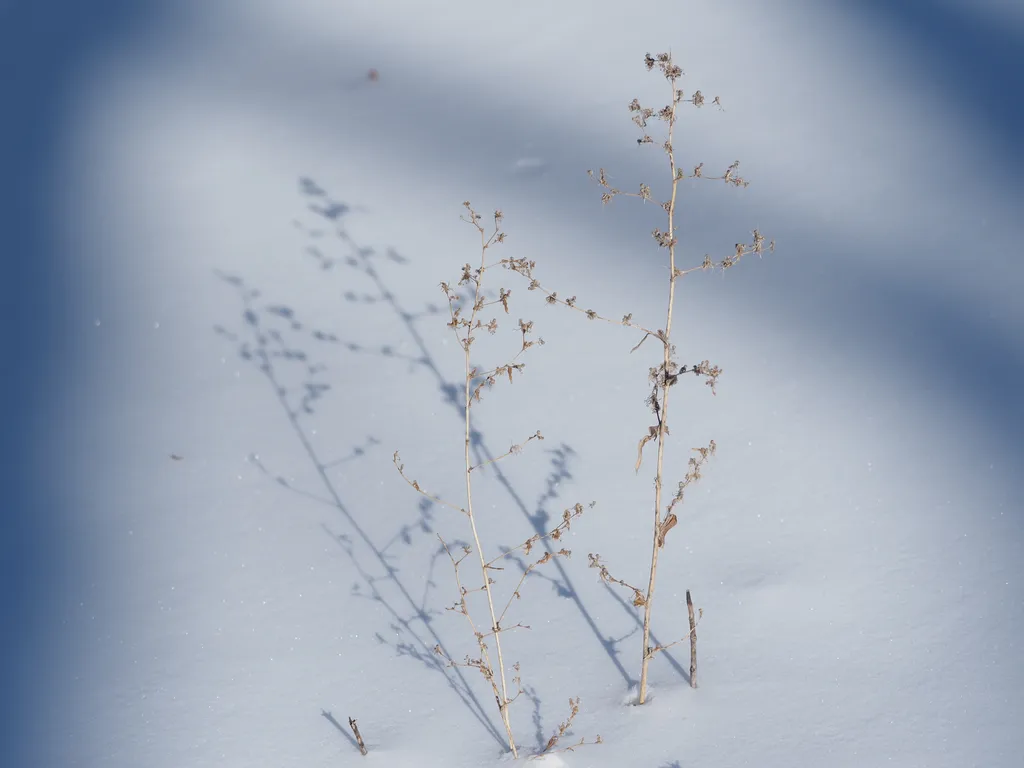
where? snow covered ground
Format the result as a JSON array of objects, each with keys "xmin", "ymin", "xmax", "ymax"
[{"xmin": 8, "ymin": 0, "xmax": 1023, "ymax": 766}]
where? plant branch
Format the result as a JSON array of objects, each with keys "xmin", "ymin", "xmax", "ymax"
[
  {"xmin": 393, "ymin": 452, "xmax": 467, "ymax": 515},
  {"xmin": 470, "ymin": 430, "xmax": 544, "ymax": 472},
  {"xmin": 501, "ymin": 256, "xmax": 660, "ymax": 341},
  {"xmin": 588, "ymin": 553, "xmax": 647, "ymax": 607},
  {"xmin": 485, "ymin": 502, "xmax": 591, "ymax": 568},
  {"xmin": 648, "ymin": 603, "xmax": 702, "ymax": 655}
]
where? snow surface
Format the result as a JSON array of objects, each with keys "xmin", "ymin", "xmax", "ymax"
[{"xmin": 26, "ymin": 0, "xmax": 1024, "ymax": 766}]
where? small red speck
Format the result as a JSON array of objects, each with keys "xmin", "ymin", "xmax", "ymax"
[{"xmin": 367, "ymin": 69, "xmax": 379, "ymax": 82}]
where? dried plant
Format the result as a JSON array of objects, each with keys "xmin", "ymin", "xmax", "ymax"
[
  {"xmin": 504, "ymin": 52, "xmax": 771, "ymax": 704},
  {"xmin": 530, "ymin": 696, "xmax": 603, "ymax": 759},
  {"xmin": 348, "ymin": 717, "xmax": 368, "ymax": 756},
  {"xmin": 395, "ymin": 205, "xmax": 599, "ymax": 757}
]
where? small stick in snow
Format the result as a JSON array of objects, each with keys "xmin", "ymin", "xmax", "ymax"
[
  {"xmin": 686, "ymin": 590, "xmax": 697, "ymax": 688},
  {"xmin": 348, "ymin": 717, "xmax": 368, "ymax": 756}
]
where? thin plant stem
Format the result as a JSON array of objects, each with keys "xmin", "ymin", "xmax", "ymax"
[
  {"xmin": 638, "ymin": 65, "xmax": 681, "ymax": 706},
  {"xmin": 462, "ymin": 219, "xmax": 518, "ymax": 757},
  {"xmin": 686, "ymin": 589, "xmax": 698, "ymax": 688}
]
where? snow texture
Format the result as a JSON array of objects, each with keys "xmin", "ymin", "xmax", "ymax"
[{"xmin": 11, "ymin": 0, "xmax": 1023, "ymax": 766}]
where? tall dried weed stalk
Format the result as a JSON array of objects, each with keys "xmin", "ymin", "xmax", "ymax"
[
  {"xmin": 505, "ymin": 52, "xmax": 772, "ymax": 704},
  {"xmin": 395, "ymin": 205, "xmax": 600, "ymax": 757}
]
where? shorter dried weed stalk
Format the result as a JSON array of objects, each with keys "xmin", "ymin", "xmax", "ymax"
[
  {"xmin": 507, "ymin": 52, "xmax": 770, "ymax": 705},
  {"xmin": 348, "ymin": 717, "xmax": 368, "ymax": 757},
  {"xmin": 529, "ymin": 697, "xmax": 603, "ymax": 760},
  {"xmin": 395, "ymin": 204, "xmax": 599, "ymax": 758}
]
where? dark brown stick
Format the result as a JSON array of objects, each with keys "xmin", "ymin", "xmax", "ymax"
[
  {"xmin": 348, "ymin": 717, "xmax": 368, "ymax": 756},
  {"xmin": 686, "ymin": 590, "xmax": 697, "ymax": 688}
]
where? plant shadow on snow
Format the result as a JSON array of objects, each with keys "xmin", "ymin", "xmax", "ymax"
[
  {"xmin": 214, "ymin": 177, "xmax": 692, "ymax": 752},
  {"xmin": 214, "ymin": 266, "xmax": 507, "ymax": 749}
]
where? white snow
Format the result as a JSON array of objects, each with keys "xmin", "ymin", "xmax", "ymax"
[{"xmin": 45, "ymin": 0, "xmax": 1022, "ymax": 766}]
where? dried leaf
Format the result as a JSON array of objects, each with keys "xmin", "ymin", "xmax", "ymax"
[
  {"xmin": 657, "ymin": 513, "xmax": 677, "ymax": 547},
  {"xmin": 635, "ymin": 426, "xmax": 657, "ymax": 473}
]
